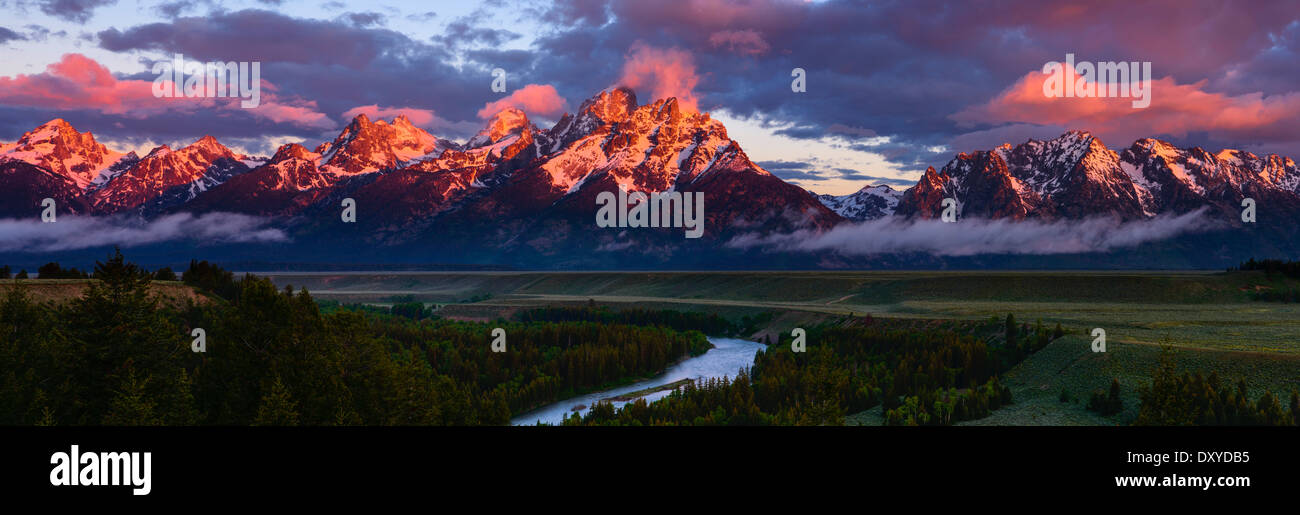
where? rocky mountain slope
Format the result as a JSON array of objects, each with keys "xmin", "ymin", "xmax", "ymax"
[{"xmin": 3, "ymin": 94, "xmax": 1299, "ymax": 267}]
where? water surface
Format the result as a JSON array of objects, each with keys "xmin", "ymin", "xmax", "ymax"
[{"xmin": 510, "ymin": 337, "xmax": 765, "ymax": 426}]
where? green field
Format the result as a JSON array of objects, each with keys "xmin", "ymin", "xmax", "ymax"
[{"xmin": 262, "ymin": 269, "xmax": 1300, "ymax": 425}]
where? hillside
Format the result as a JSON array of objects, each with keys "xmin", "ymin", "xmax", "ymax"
[{"xmin": 0, "ymin": 279, "xmax": 210, "ymax": 307}]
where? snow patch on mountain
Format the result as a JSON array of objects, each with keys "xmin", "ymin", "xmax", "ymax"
[
  {"xmin": 0, "ymin": 119, "xmax": 129, "ymax": 190},
  {"xmin": 815, "ymin": 184, "xmax": 902, "ymax": 221}
]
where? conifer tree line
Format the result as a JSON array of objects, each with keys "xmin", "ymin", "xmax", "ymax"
[
  {"xmin": 1134, "ymin": 346, "xmax": 1298, "ymax": 426},
  {"xmin": 517, "ymin": 305, "xmax": 738, "ymax": 336},
  {"xmin": 1233, "ymin": 258, "xmax": 1300, "ymax": 279},
  {"xmin": 0, "ymin": 251, "xmax": 713, "ymax": 425},
  {"xmin": 1234, "ymin": 258, "xmax": 1300, "ymax": 302},
  {"xmin": 564, "ymin": 317, "xmax": 1045, "ymax": 426}
]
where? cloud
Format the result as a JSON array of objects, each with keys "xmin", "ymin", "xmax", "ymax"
[
  {"xmin": 518, "ymin": 0, "xmax": 1300, "ymax": 173},
  {"xmin": 407, "ymin": 10, "xmax": 437, "ymax": 22},
  {"xmin": 726, "ymin": 208, "xmax": 1217, "ymax": 257},
  {"xmin": 0, "ymin": 212, "xmax": 287, "ymax": 253},
  {"xmin": 708, "ymin": 29, "xmax": 770, "ymax": 56},
  {"xmin": 755, "ymin": 159, "xmax": 825, "ymax": 181},
  {"xmin": 338, "ymin": 11, "xmax": 386, "ymax": 28},
  {"xmin": 0, "ymin": 53, "xmax": 334, "ymax": 130},
  {"xmin": 432, "ymin": 19, "xmax": 521, "ymax": 50},
  {"xmin": 0, "ymin": 27, "xmax": 25, "ymax": 43},
  {"xmin": 342, "ymin": 104, "xmax": 437, "ymax": 126},
  {"xmin": 77, "ymin": 8, "xmax": 494, "ymax": 142},
  {"xmin": 0, "ymin": 53, "xmax": 160, "ymax": 114},
  {"xmin": 477, "ymin": 84, "xmax": 567, "ymax": 119},
  {"xmin": 826, "ymin": 124, "xmax": 878, "ymax": 139},
  {"xmin": 833, "ymin": 170, "xmax": 913, "ymax": 187},
  {"xmin": 36, "ymin": 0, "xmax": 117, "ymax": 23},
  {"xmin": 22, "ymin": 24, "xmax": 66, "ymax": 42},
  {"xmin": 617, "ymin": 42, "xmax": 700, "ymax": 111},
  {"xmin": 538, "ymin": 0, "xmax": 609, "ymax": 26},
  {"xmin": 952, "ymin": 65, "xmax": 1300, "ymax": 149},
  {"xmin": 10, "ymin": 0, "xmax": 1299, "ymax": 173},
  {"xmin": 97, "ymin": 9, "xmax": 412, "ymax": 69}
]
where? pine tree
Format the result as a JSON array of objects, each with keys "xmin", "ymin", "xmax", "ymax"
[
  {"xmin": 160, "ymin": 369, "xmax": 200, "ymax": 425},
  {"xmin": 70, "ymin": 248, "xmax": 178, "ymax": 422},
  {"xmin": 253, "ymin": 376, "xmax": 300, "ymax": 426},
  {"xmin": 1005, "ymin": 314, "xmax": 1018, "ymax": 349},
  {"xmin": 1108, "ymin": 378, "xmax": 1123, "ymax": 413},
  {"xmin": 103, "ymin": 368, "xmax": 161, "ymax": 426},
  {"xmin": 153, "ymin": 267, "xmax": 178, "ymax": 282}
]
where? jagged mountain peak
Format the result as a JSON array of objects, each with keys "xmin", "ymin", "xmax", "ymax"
[
  {"xmin": 347, "ymin": 112, "xmax": 372, "ymax": 127},
  {"xmin": 815, "ymin": 183, "xmax": 903, "ymax": 221},
  {"xmin": 0, "ymin": 118, "xmax": 128, "ymax": 190},
  {"xmin": 10, "ymin": 105, "xmax": 1300, "ymax": 265},
  {"xmin": 92, "ymin": 134, "xmax": 249, "ymax": 213},
  {"xmin": 580, "ymin": 86, "xmax": 638, "ymax": 124},
  {"xmin": 26, "ymin": 118, "xmax": 78, "ymax": 137},
  {"xmin": 898, "ymin": 130, "xmax": 1300, "ymax": 221},
  {"xmin": 315, "ymin": 113, "xmax": 447, "ymax": 174},
  {"xmin": 193, "ymin": 134, "xmax": 224, "ymax": 149},
  {"xmin": 468, "ymin": 107, "xmax": 532, "ymax": 149},
  {"xmin": 1130, "ymin": 136, "xmax": 1182, "ymax": 155},
  {"xmin": 532, "ymin": 88, "xmax": 753, "ymax": 194},
  {"xmin": 145, "ymin": 145, "xmax": 173, "ymax": 158},
  {"xmin": 271, "ymin": 142, "xmax": 316, "ymax": 162}
]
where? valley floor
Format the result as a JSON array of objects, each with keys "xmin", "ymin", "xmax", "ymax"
[{"xmin": 262, "ymin": 269, "xmax": 1300, "ymax": 426}]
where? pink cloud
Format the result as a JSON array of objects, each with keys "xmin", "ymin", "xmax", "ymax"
[
  {"xmin": 952, "ymin": 65, "xmax": 1300, "ymax": 147},
  {"xmin": 253, "ymin": 99, "xmax": 333, "ymax": 129},
  {"xmin": 0, "ymin": 53, "xmax": 333, "ymax": 130},
  {"xmin": 708, "ymin": 29, "xmax": 770, "ymax": 56},
  {"xmin": 617, "ymin": 42, "xmax": 700, "ymax": 111},
  {"xmin": 477, "ymin": 84, "xmax": 568, "ymax": 119},
  {"xmin": 0, "ymin": 54, "xmax": 157, "ymax": 113},
  {"xmin": 343, "ymin": 104, "xmax": 438, "ymax": 126}
]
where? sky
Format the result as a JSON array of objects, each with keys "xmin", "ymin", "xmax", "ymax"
[{"xmin": 0, "ymin": 0, "xmax": 1298, "ymax": 195}]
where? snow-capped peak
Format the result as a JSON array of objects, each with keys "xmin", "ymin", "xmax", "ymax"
[
  {"xmin": 0, "ymin": 118, "xmax": 128, "ymax": 190},
  {"xmin": 467, "ymin": 107, "xmax": 531, "ymax": 149},
  {"xmin": 315, "ymin": 113, "xmax": 449, "ymax": 174},
  {"xmin": 815, "ymin": 183, "xmax": 903, "ymax": 221}
]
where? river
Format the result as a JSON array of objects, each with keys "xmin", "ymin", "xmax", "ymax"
[{"xmin": 510, "ymin": 337, "xmax": 767, "ymax": 426}]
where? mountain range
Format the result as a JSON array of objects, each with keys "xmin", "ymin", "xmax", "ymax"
[{"xmin": 2, "ymin": 87, "xmax": 1296, "ymax": 268}]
